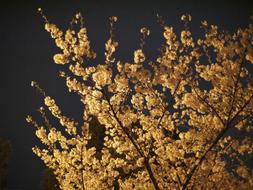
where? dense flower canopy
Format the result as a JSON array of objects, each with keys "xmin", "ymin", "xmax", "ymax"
[{"xmin": 26, "ymin": 9, "xmax": 253, "ymax": 190}]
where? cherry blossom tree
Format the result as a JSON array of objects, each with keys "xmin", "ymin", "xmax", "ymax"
[{"xmin": 26, "ymin": 9, "xmax": 253, "ymax": 190}]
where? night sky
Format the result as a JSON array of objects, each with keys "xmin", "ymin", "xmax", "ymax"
[{"xmin": 1, "ymin": 0, "xmax": 253, "ymax": 189}]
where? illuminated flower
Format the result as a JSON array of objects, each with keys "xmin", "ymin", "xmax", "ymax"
[{"xmin": 134, "ymin": 49, "xmax": 145, "ymax": 63}]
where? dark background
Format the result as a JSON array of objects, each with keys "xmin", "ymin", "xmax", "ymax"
[{"xmin": 1, "ymin": 0, "xmax": 253, "ymax": 189}]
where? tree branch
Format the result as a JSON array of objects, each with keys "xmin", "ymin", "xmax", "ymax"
[
  {"xmin": 227, "ymin": 61, "xmax": 243, "ymax": 122},
  {"xmin": 80, "ymin": 143, "xmax": 85, "ymax": 190},
  {"xmin": 101, "ymin": 88, "xmax": 160, "ymax": 190},
  {"xmin": 192, "ymin": 87, "xmax": 225, "ymax": 126},
  {"xmin": 182, "ymin": 89, "xmax": 253, "ymax": 189},
  {"xmin": 156, "ymin": 80, "xmax": 182, "ymax": 130},
  {"xmin": 228, "ymin": 93, "xmax": 253, "ymax": 126}
]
